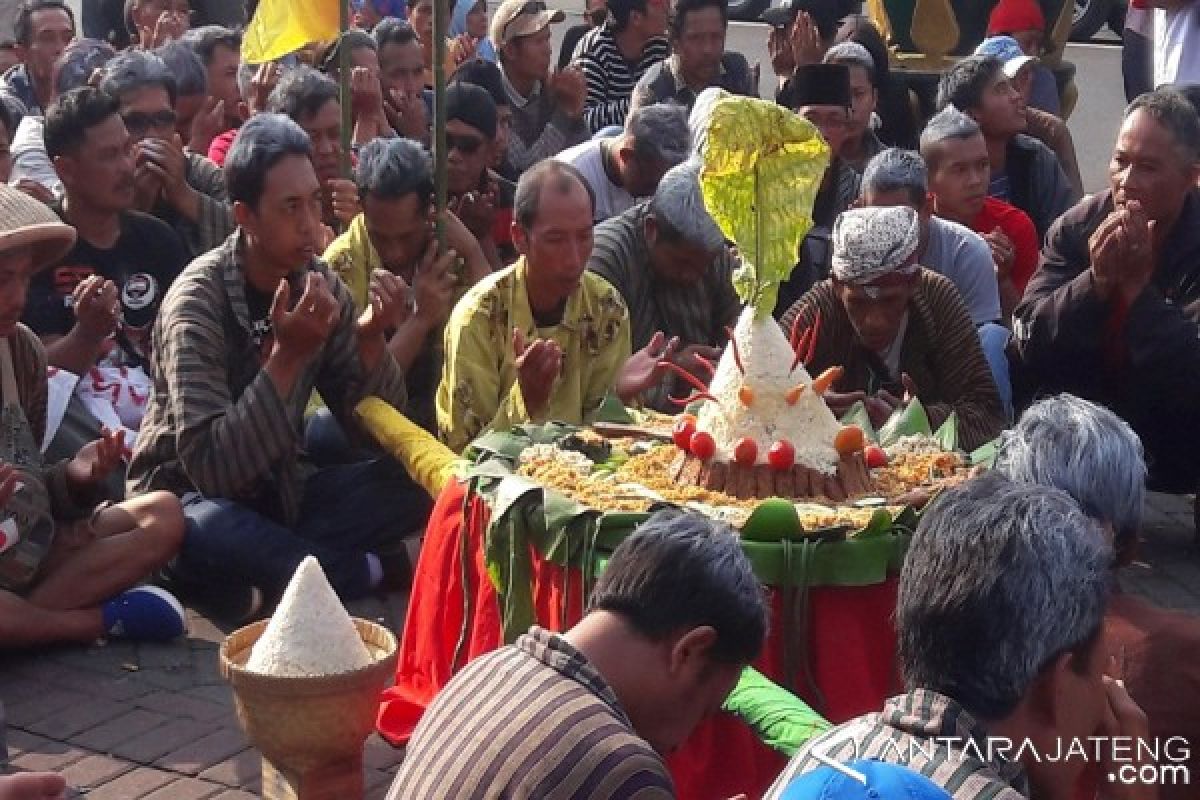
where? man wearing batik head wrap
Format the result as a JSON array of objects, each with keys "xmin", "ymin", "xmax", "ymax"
[{"xmin": 779, "ymin": 206, "xmax": 1005, "ymax": 451}]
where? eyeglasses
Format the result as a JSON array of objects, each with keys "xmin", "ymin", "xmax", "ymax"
[
  {"xmin": 121, "ymin": 109, "xmax": 178, "ymax": 134},
  {"xmin": 503, "ymin": 0, "xmax": 548, "ymax": 41},
  {"xmin": 446, "ymin": 132, "xmax": 485, "ymax": 155}
]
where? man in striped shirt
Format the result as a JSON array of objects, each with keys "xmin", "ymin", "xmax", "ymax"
[
  {"xmin": 766, "ymin": 473, "xmax": 1151, "ymax": 800},
  {"xmin": 128, "ymin": 114, "xmax": 428, "ymax": 613},
  {"xmin": 570, "ymin": 0, "xmax": 669, "ymax": 133},
  {"xmin": 386, "ymin": 508, "xmax": 768, "ymax": 800},
  {"xmin": 587, "ymin": 160, "xmax": 738, "ymax": 411}
]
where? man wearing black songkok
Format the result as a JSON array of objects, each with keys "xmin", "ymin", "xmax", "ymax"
[{"xmin": 774, "ymin": 62, "xmax": 861, "ymax": 316}]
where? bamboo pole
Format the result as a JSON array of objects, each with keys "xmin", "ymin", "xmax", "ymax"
[
  {"xmin": 433, "ymin": 0, "xmax": 448, "ymax": 250},
  {"xmin": 338, "ymin": 3, "xmax": 353, "ymax": 182}
]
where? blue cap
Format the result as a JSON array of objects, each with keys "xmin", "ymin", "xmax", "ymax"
[
  {"xmin": 974, "ymin": 36, "xmax": 1036, "ymax": 79},
  {"xmin": 780, "ymin": 760, "xmax": 954, "ymax": 800}
]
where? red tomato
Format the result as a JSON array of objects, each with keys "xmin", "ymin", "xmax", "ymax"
[
  {"xmin": 690, "ymin": 430, "xmax": 716, "ymax": 461},
  {"xmin": 864, "ymin": 444, "xmax": 888, "ymax": 469},
  {"xmin": 733, "ymin": 437, "xmax": 758, "ymax": 466},
  {"xmin": 673, "ymin": 414, "xmax": 697, "ymax": 450},
  {"xmin": 767, "ymin": 440, "xmax": 795, "ymax": 471}
]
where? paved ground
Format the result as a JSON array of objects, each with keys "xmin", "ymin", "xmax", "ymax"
[{"xmin": 1, "ymin": 493, "xmax": 1197, "ymax": 798}]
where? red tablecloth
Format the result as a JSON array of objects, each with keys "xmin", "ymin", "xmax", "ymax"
[{"xmin": 378, "ymin": 480, "xmax": 903, "ymax": 799}]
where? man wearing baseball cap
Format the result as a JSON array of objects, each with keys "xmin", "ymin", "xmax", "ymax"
[{"xmin": 491, "ymin": 0, "xmax": 589, "ymax": 178}]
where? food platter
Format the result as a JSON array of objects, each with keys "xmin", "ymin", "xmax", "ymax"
[{"xmin": 466, "ymin": 397, "xmax": 989, "ymax": 544}]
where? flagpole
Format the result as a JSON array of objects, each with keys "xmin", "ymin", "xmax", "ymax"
[
  {"xmin": 338, "ymin": 1, "xmax": 353, "ymax": 182},
  {"xmin": 433, "ymin": 0, "xmax": 448, "ymax": 251}
]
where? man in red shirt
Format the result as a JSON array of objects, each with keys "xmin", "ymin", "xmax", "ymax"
[{"xmin": 920, "ymin": 105, "xmax": 1039, "ymax": 319}]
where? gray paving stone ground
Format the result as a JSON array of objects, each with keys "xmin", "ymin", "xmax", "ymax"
[{"xmin": 1, "ymin": 494, "xmax": 1197, "ymax": 798}]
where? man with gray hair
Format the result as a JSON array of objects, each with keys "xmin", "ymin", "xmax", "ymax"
[
  {"xmin": 919, "ymin": 106, "xmax": 1039, "ymax": 321},
  {"xmin": 587, "ymin": 159, "xmax": 740, "ymax": 410},
  {"xmin": 1014, "ymin": 89, "xmax": 1200, "ymax": 496},
  {"xmin": 861, "ymin": 148, "xmax": 1011, "ymax": 414},
  {"xmin": 99, "ymin": 47, "xmax": 233, "ymax": 258},
  {"xmin": 554, "ymin": 102, "xmax": 689, "ymax": 222},
  {"xmin": 766, "ymin": 471, "xmax": 1154, "ymax": 800},
  {"xmin": 321, "ymin": 136, "xmax": 490, "ymax": 437},
  {"xmin": 778, "ymin": 206, "xmax": 1004, "ymax": 450},
  {"xmin": 996, "ymin": 393, "xmax": 1200, "ymax": 800}
]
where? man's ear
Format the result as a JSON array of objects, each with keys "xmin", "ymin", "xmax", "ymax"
[
  {"xmin": 233, "ymin": 199, "xmax": 255, "ymax": 233},
  {"xmin": 13, "ymin": 45, "xmax": 29, "ymax": 69},
  {"xmin": 51, "ymin": 154, "xmax": 74, "ymax": 189},
  {"xmin": 667, "ymin": 625, "xmax": 718, "ymax": 677},
  {"xmin": 511, "ymin": 219, "xmax": 529, "ymax": 255},
  {"xmin": 1028, "ymin": 650, "xmax": 1076, "ymax": 728}
]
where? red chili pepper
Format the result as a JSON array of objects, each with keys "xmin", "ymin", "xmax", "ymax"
[
  {"xmin": 693, "ymin": 354, "xmax": 716, "ymax": 377},
  {"xmin": 724, "ymin": 327, "xmax": 746, "ymax": 375},
  {"xmin": 657, "ymin": 360, "xmax": 709, "ymax": 394},
  {"xmin": 805, "ymin": 310, "xmax": 822, "ymax": 364},
  {"xmin": 791, "ymin": 327, "xmax": 811, "ymax": 372},
  {"xmin": 668, "ymin": 391, "xmax": 718, "ymax": 406}
]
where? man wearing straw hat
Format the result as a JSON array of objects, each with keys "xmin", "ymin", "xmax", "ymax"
[{"xmin": 0, "ymin": 184, "xmax": 187, "ymax": 646}]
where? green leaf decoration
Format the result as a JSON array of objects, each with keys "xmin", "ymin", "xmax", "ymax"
[
  {"xmin": 933, "ymin": 411, "xmax": 958, "ymax": 452},
  {"xmin": 593, "ymin": 392, "xmax": 635, "ymax": 424},
  {"xmin": 878, "ymin": 398, "xmax": 932, "ymax": 448},
  {"xmin": 970, "ymin": 438, "xmax": 1000, "ymax": 468},
  {"xmin": 839, "ymin": 401, "xmax": 878, "ymax": 443},
  {"xmin": 851, "ymin": 508, "xmax": 897, "ymax": 540},
  {"xmin": 698, "ymin": 96, "xmax": 830, "ymax": 319}
]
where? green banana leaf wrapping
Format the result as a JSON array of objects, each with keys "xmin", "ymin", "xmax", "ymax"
[
  {"xmin": 696, "ymin": 96, "xmax": 830, "ymax": 318},
  {"xmin": 722, "ymin": 667, "xmax": 831, "ymax": 756}
]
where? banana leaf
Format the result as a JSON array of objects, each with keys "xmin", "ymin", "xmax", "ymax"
[
  {"xmin": 839, "ymin": 401, "xmax": 877, "ymax": 443},
  {"xmin": 721, "ymin": 667, "xmax": 831, "ymax": 756},
  {"xmin": 970, "ymin": 438, "xmax": 1000, "ymax": 468},
  {"xmin": 878, "ymin": 398, "xmax": 932, "ymax": 448},
  {"xmin": 934, "ymin": 411, "xmax": 958, "ymax": 452},
  {"xmin": 592, "ymin": 392, "xmax": 636, "ymax": 424},
  {"xmin": 697, "ymin": 96, "xmax": 829, "ymax": 318}
]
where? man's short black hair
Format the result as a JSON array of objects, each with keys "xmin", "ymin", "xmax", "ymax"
[
  {"xmin": 180, "ymin": 24, "xmax": 242, "ymax": 67},
  {"xmin": 514, "ymin": 159, "xmax": 595, "ymax": 229},
  {"xmin": 14, "ymin": 0, "xmax": 75, "ymax": 48},
  {"xmin": 607, "ymin": 0, "xmax": 651, "ymax": 32},
  {"xmin": 44, "ymin": 86, "xmax": 120, "ymax": 159},
  {"xmin": 356, "ymin": 136, "xmax": 433, "ymax": 205},
  {"xmin": 669, "ymin": 0, "xmax": 726, "ymax": 39},
  {"xmin": 265, "ymin": 66, "xmax": 339, "ymax": 124},
  {"xmin": 936, "ymin": 55, "xmax": 1004, "ymax": 115},
  {"xmin": 374, "ymin": 16, "xmax": 419, "ymax": 50},
  {"xmin": 591, "ymin": 509, "xmax": 767, "ymax": 665},
  {"xmin": 224, "ymin": 112, "xmax": 314, "ymax": 209}
]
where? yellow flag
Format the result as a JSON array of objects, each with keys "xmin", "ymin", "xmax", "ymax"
[{"xmin": 242, "ymin": 0, "xmax": 340, "ymax": 65}]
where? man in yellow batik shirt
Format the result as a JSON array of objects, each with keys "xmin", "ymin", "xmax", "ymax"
[
  {"xmin": 437, "ymin": 160, "xmax": 677, "ymax": 452},
  {"xmin": 322, "ymin": 137, "xmax": 489, "ymax": 436}
]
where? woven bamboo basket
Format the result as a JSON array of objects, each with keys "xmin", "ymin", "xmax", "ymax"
[{"xmin": 219, "ymin": 617, "xmax": 398, "ymax": 789}]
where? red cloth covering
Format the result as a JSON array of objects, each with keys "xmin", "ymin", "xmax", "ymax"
[
  {"xmin": 972, "ymin": 196, "xmax": 1041, "ymax": 294},
  {"xmin": 378, "ymin": 480, "xmax": 903, "ymax": 799}
]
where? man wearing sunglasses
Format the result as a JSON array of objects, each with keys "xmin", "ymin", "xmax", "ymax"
[
  {"xmin": 98, "ymin": 48, "xmax": 234, "ymax": 259},
  {"xmin": 444, "ymin": 81, "xmax": 516, "ymax": 269}
]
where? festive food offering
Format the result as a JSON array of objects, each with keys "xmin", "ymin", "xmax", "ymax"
[
  {"xmin": 245, "ymin": 556, "xmax": 372, "ymax": 677},
  {"xmin": 665, "ymin": 307, "xmax": 873, "ymax": 501}
]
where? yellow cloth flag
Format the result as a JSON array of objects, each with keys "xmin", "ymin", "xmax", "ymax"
[
  {"xmin": 355, "ymin": 397, "xmax": 462, "ymax": 497},
  {"xmin": 242, "ymin": 0, "xmax": 339, "ymax": 65}
]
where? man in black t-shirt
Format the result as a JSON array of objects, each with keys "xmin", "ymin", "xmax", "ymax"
[{"xmin": 32, "ymin": 87, "xmax": 187, "ymax": 374}]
